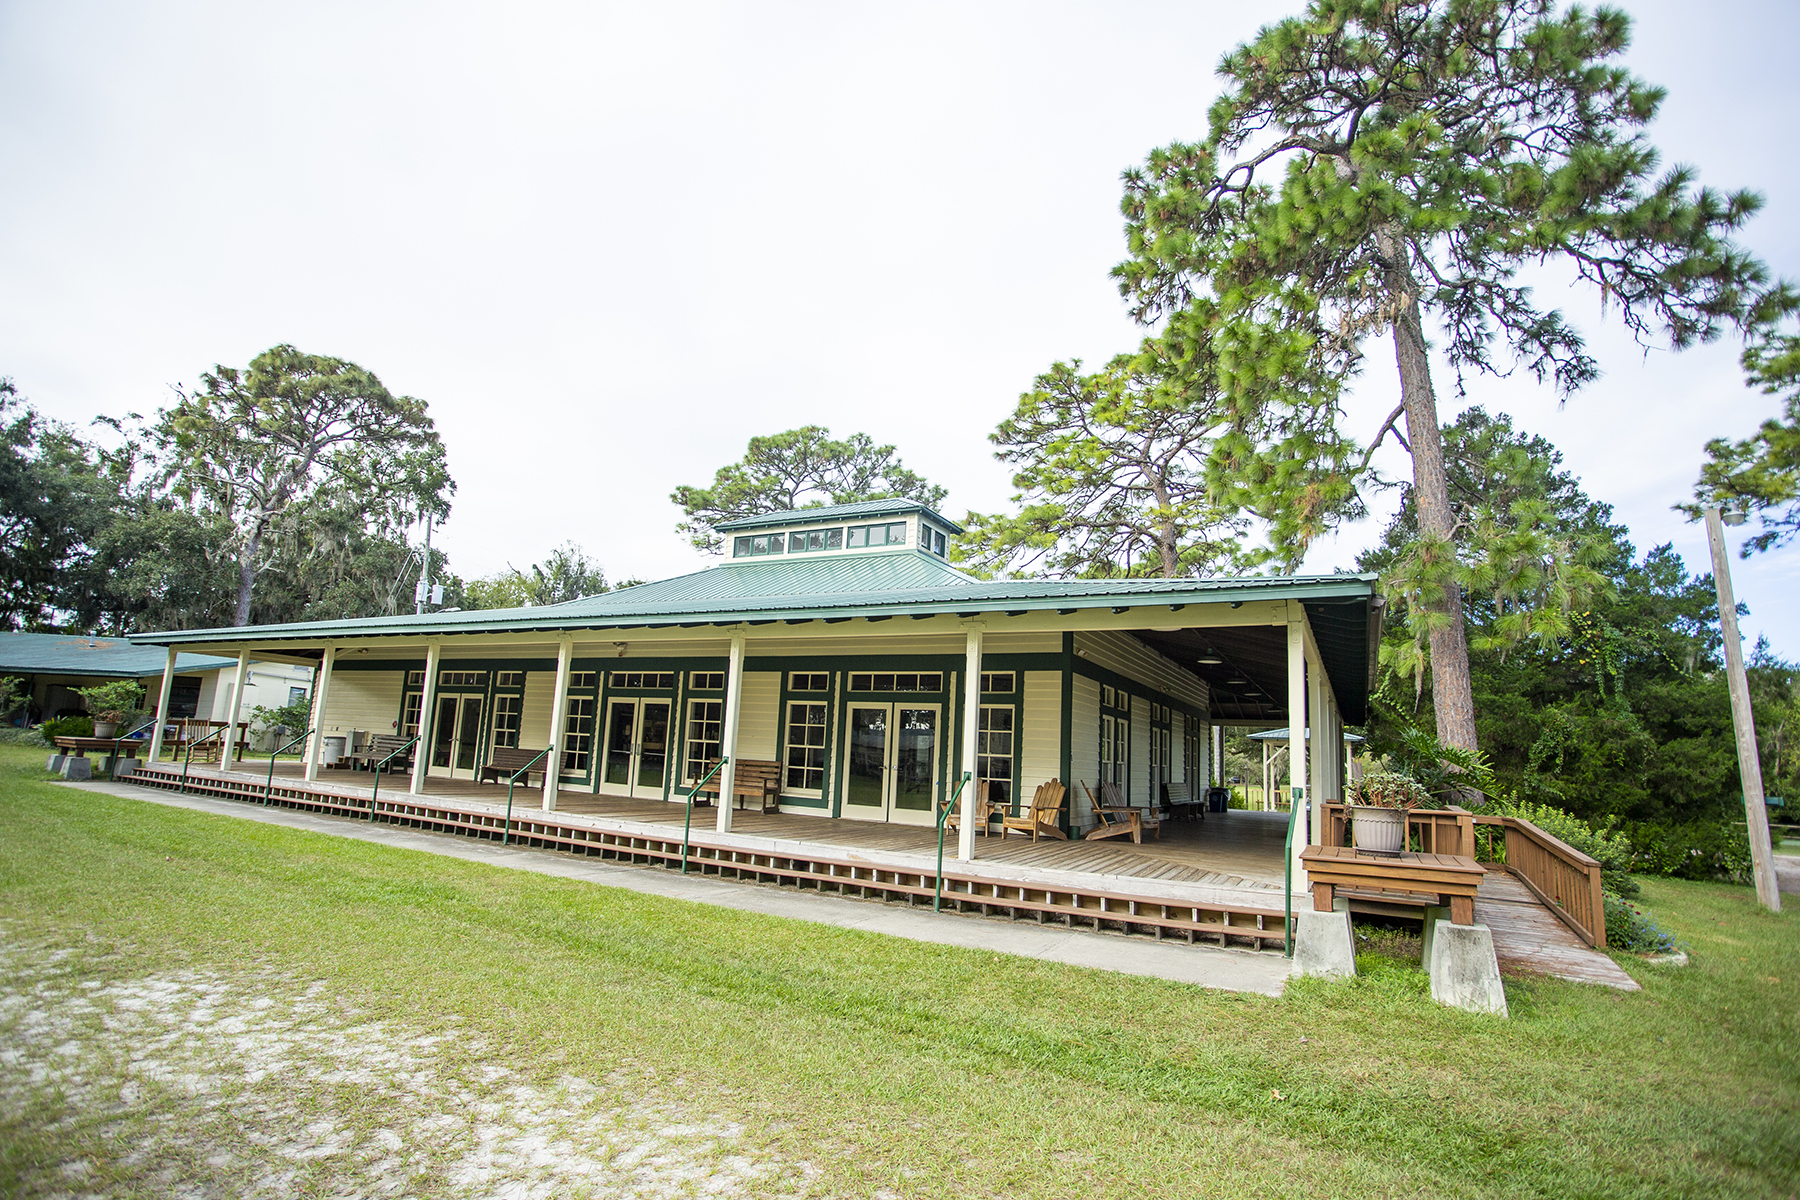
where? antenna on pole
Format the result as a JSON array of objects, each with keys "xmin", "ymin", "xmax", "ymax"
[{"xmin": 414, "ymin": 514, "xmax": 436, "ymax": 615}]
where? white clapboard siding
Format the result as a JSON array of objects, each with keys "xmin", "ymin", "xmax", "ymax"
[
  {"xmin": 1069, "ymin": 675, "xmax": 1100, "ymax": 826},
  {"xmin": 1131, "ymin": 693, "xmax": 1150, "ymax": 805},
  {"xmin": 1074, "ymin": 630, "xmax": 1208, "ymax": 710},
  {"xmin": 520, "ymin": 671, "xmax": 557, "ymax": 751},
  {"xmin": 1019, "ymin": 671, "xmax": 1062, "ymax": 795},
  {"xmin": 322, "ymin": 671, "xmax": 402, "ymax": 737},
  {"xmin": 735, "ymin": 671, "xmax": 781, "ymax": 760}
]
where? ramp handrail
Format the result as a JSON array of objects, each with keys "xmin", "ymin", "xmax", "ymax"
[
  {"xmin": 179, "ymin": 725, "xmax": 229, "ymax": 794},
  {"xmin": 1472, "ymin": 814, "xmax": 1606, "ymax": 948},
  {"xmin": 934, "ymin": 773, "xmax": 973, "ymax": 912},
  {"xmin": 680, "ymin": 757, "xmax": 729, "ymax": 874},
  {"xmin": 368, "ymin": 736, "xmax": 421, "ymax": 820},
  {"xmin": 501, "ymin": 746, "xmax": 555, "ymax": 847},
  {"xmin": 262, "ymin": 726, "xmax": 313, "ymax": 806}
]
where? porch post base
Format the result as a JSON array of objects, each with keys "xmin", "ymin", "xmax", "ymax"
[
  {"xmin": 1293, "ymin": 909, "xmax": 1356, "ymax": 980},
  {"xmin": 46, "ymin": 754, "xmax": 65, "ymax": 774},
  {"xmin": 1419, "ymin": 905, "xmax": 1450, "ymax": 965},
  {"xmin": 111, "ymin": 757, "xmax": 139, "ymax": 779},
  {"xmin": 60, "ymin": 757, "xmax": 92, "ymax": 781},
  {"xmin": 1428, "ymin": 921, "xmax": 1508, "ymax": 1017}
]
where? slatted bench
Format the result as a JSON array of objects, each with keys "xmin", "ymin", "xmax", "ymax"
[
  {"xmin": 693, "ymin": 759, "xmax": 782, "ymax": 813},
  {"xmin": 478, "ymin": 746, "xmax": 550, "ymax": 788},
  {"xmin": 341, "ymin": 734, "xmax": 415, "ymax": 772}
]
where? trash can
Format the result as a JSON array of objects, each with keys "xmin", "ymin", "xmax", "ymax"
[
  {"xmin": 322, "ymin": 735, "xmax": 346, "ymax": 766},
  {"xmin": 1206, "ymin": 786, "xmax": 1230, "ymax": 813}
]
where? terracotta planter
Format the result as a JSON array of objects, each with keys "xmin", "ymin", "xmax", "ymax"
[{"xmin": 1350, "ymin": 804, "xmax": 1406, "ymax": 853}]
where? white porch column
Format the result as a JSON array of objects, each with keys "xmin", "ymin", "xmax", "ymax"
[
  {"xmin": 304, "ymin": 647, "xmax": 336, "ymax": 782},
  {"xmin": 714, "ymin": 632, "xmax": 747, "ymax": 833},
  {"xmin": 409, "ymin": 641, "xmax": 442, "ymax": 795},
  {"xmin": 543, "ymin": 636, "xmax": 574, "ymax": 811},
  {"xmin": 219, "ymin": 650, "xmax": 251, "ymax": 767},
  {"xmin": 956, "ymin": 627, "xmax": 984, "ymax": 862},
  {"xmin": 1212, "ymin": 723, "xmax": 1223, "ymax": 787},
  {"xmin": 148, "ymin": 647, "xmax": 177, "ymax": 762},
  {"xmin": 1286, "ymin": 618, "xmax": 1308, "ymax": 901},
  {"xmin": 1308, "ymin": 653, "xmax": 1326, "ymax": 843}
]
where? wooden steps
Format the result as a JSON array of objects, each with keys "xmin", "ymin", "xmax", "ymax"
[{"xmin": 125, "ymin": 764, "xmax": 1291, "ymax": 952}]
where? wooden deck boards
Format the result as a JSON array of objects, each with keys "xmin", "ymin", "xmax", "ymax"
[{"xmin": 1476, "ymin": 872, "xmax": 1639, "ymax": 990}]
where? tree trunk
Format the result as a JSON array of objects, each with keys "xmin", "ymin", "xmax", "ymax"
[
  {"xmin": 1391, "ymin": 292, "xmax": 1480, "ymax": 753},
  {"xmin": 233, "ymin": 526, "xmax": 262, "ymax": 627}
]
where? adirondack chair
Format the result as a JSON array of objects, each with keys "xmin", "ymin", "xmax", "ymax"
[
  {"xmin": 940, "ymin": 780, "xmax": 999, "ymax": 836},
  {"xmin": 1002, "ymin": 779, "xmax": 1068, "ymax": 841},
  {"xmin": 1081, "ymin": 780, "xmax": 1143, "ymax": 843},
  {"xmin": 1101, "ymin": 780, "xmax": 1162, "ymax": 841}
]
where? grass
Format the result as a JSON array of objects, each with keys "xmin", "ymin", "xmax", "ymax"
[{"xmin": 1, "ymin": 742, "xmax": 1796, "ymax": 1198}]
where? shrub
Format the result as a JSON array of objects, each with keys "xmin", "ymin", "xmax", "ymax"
[
  {"xmin": 252, "ymin": 697, "xmax": 313, "ymax": 734},
  {"xmin": 1621, "ymin": 819, "xmax": 1755, "ymax": 883},
  {"xmin": 71, "ymin": 680, "xmax": 145, "ymax": 722},
  {"xmin": 1604, "ymin": 893, "xmax": 1679, "ymax": 953},
  {"xmin": 40, "ymin": 715, "xmax": 94, "ymax": 745}
]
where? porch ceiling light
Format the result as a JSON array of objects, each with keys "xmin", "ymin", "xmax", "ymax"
[{"xmin": 1198, "ymin": 655, "xmax": 1224, "ymax": 664}]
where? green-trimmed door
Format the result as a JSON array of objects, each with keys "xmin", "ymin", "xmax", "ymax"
[
  {"xmin": 841, "ymin": 703, "xmax": 939, "ymax": 825},
  {"xmin": 600, "ymin": 698, "xmax": 672, "ymax": 799}
]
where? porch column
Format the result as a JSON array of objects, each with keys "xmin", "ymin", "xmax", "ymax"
[
  {"xmin": 1212, "ymin": 723, "xmax": 1223, "ymax": 788},
  {"xmin": 714, "ymin": 632, "xmax": 747, "ymax": 833},
  {"xmin": 1286, "ymin": 617, "xmax": 1307, "ymax": 901},
  {"xmin": 1308, "ymin": 652, "xmax": 1326, "ymax": 843},
  {"xmin": 147, "ymin": 647, "xmax": 177, "ymax": 762},
  {"xmin": 543, "ymin": 635, "xmax": 574, "ymax": 811},
  {"xmin": 956, "ymin": 627, "xmax": 983, "ymax": 862},
  {"xmin": 304, "ymin": 647, "xmax": 336, "ymax": 782},
  {"xmin": 409, "ymin": 641, "xmax": 442, "ymax": 795},
  {"xmin": 219, "ymin": 650, "xmax": 251, "ymax": 766}
]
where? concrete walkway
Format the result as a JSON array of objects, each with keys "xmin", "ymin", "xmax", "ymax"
[{"xmin": 63, "ymin": 780, "xmax": 1294, "ymax": 997}]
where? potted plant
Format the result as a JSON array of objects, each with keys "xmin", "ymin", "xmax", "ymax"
[
  {"xmin": 1346, "ymin": 770, "xmax": 1434, "ymax": 854},
  {"xmin": 72, "ymin": 680, "xmax": 146, "ymax": 740}
]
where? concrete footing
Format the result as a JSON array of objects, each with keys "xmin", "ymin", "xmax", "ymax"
[
  {"xmin": 1293, "ymin": 909, "xmax": 1356, "ymax": 979},
  {"xmin": 46, "ymin": 753, "xmax": 65, "ymax": 774},
  {"xmin": 60, "ymin": 757, "xmax": 92, "ymax": 781},
  {"xmin": 1427, "ymin": 920, "xmax": 1508, "ymax": 1016},
  {"xmin": 109, "ymin": 757, "xmax": 139, "ymax": 779}
]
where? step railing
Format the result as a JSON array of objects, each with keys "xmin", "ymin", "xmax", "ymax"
[
  {"xmin": 501, "ymin": 747, "xmax": 554, "ymax": 847},
  {"xmin": 263, "ymin": 727, "xmax": 312, "ymax": 806},
  {"xmin": 1472, "ymin": 814, "xmax": 1606, "ymax": 948},
  {"xmin": 109, "ymin": 719, "xmax": 160, "ymax": 773},
  {"xmin": 681, "ymin": 758, "xmax": 728, "ymax": 873},
  {"xmin": 367, "ymin": 737, "xmax": 421, "ymax": 818},
  {"xmin": 934, "ymin": 772, "xmax": 973, "ymax": 912},
  {"xmin": 179, "ymin": 726, "xmax": 230, "ymax": 793}
]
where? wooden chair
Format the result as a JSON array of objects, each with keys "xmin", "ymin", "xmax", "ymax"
[
  {"xmin": 941, "ymin": 780, "xmax": 999, "ymax": 836},
  {"xmin": 1081, "ymin": 781, "xmax": 1143, "ymax": 843},
  {"xmin": 1002, "ymin": 779, "xmax": 1068, "ymax": 841},
  {"xmin": 1101, "ymin": 780, "xmax": 1162, "ymax": 841}
]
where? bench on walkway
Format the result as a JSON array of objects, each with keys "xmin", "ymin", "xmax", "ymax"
[
  {"xmin": 478, "ymin": 746, "xmax": 550, "ymax": 788},
  {"xmin": 341, "ymin": 734, "xmax": 415, "ymax": 773},
  {"xmin": 692, "ymin": 759, "xmax": 782, "ymax": 813}
]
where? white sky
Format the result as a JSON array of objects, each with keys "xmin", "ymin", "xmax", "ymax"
[{"xmin": 2, "ymin": 1, "xmax": 1794, "ymax": 654}]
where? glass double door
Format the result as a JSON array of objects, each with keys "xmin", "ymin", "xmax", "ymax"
[
  {"xmin": 429, "ymin": 693, "xmax": 483, "ymax": 779},
  {"xmin": 601, "ymin": 698, "xmax": 671, "ymax": 798},
  {"xmin": 842, "ymin": 703, "xmax": 940, "ymax": 825}
]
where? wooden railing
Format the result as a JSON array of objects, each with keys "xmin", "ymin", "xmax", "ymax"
[
  {"xmin": 1321, "ymin": 804, "xmax": 1475, "ymax": 858},
  {"xmin": 1472, "ymin": 815, "xmax": 1606, "ymax": 948}
]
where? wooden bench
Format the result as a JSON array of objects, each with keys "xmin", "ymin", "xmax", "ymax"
[
  {"xmin": 478, "ymin": 746, "xmax": 550, "ymax": 788},
  {"xmin": 693, "ymin": 759, "xmax": 782, "ymax": 813},
  {"xmin": 342, "ymin": 734, "xmax": 415, "ymax": 772},
  {"xmin": 1300, "ymin": 845, "xmax": 1485, "ymax": 925}
]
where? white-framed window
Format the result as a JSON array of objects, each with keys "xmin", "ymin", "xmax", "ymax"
[
  {"xmin": 685, "ymin": 699, "xmax": 723, "ymax": 781},
  {"xmin": 406, "ymin": 671, "xmax": 425, "ymax": 687},
  {"xmin": 690, "ymin": 671, "xmax": 725, "ymax": 690},
  {"xmin": 569, "ymin": 671, "xmax": 598, "ymax": 689},
  {"xmin": 401, "ymin": 691, "xmax": 422, "ymax": 738},
  {"xmin": 784, "ymin": 702, "xmax": 828, "ymax": 792},
  {"xmin": 789, "ymin": 672, "xmax": 829, "ymax": 691},
  {"xmin": 440, "ymin": 670, "xmax": 486, "ymax": 688},
  {"xmin": 492, "ymin": 694, "xmax": 522, "ymax": 749},
  {"xmin": 920, "ymin": 525, "xmax": 947, "ymax": 557},
  {"xmin": 789, "ymin": 529, "xmax": 844, "ymax": 553},
  {"xmin": 848, "ymin": 672, "xmax": 942, "ymax": 692},
  {"xmin": 495, "ymin": 670, "xmax": 525, "ymax": 688},
  {"xmin": 980, "ymin": 672, "xmax": 1015, "ymax": 694},
  {"xmin": 607, "ymin": 671, "xmax": 675, "ymax": 689},
  {"xmin": 1102, "ymin": 684, "xmax": 1114, "ymax": 708},
  {"xmin": 1100, "ymin": 712, "xmax": 1128, "ymax": 794},
  {"xmin": 978, "ymin": 705, "xmax": 1015, "ymax": 812},
  {"xmin": 732, "ymin": 532, "xmax": 785, "ymax": 557},
  {"xmin": 562, "ymin": 696, "xmax": 596, "ymax": 773},
  {"xmin": 845, "ymin": 521, "xmax": 907, "ymax": 548}
]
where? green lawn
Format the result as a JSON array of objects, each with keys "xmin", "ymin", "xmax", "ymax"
[{"xmin": 0, "ymin": 743, "xmax": 1794, "ymax": 1198}]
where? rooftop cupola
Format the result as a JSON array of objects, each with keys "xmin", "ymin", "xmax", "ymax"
[{"xmin": 715, "ymin": 499, "xmax": 963, "ymax": 561}]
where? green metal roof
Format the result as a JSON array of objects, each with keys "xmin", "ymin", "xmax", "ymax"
[
  {"xmin": 715, "ymin": 498, "xmax": 965, "ymax": 534},
  {"xmin": 0, "ymin": 632, "xmax": 236, "ymax": 678}
]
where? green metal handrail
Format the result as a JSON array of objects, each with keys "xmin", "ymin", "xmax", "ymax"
[
  {"xmin": 110, "ymin": 718, "xmax": 160, "ymax": 775},
  {"xmin": 367, "ymin": 736, "xmax": 420, "ymax": 821},
  {"xmin": 680, "ymin": 757, "xmax": 729, "ymax": 874},
  {"xmin": 1283, "ymin": 786, "xmax": 1304, "ymax": 958},
  {"xmin": 501, "ymin": 746, "xmax": 555, "ymax": 847},
  {"xmin": 934, "ymin": 773, "xmax": 973, "ymax": 912},
  {"xmin": 179, "ymin": 725, "xmax": 229, "ymax": 794},
  {"xmin": 262, "ymin": 727, "xmax": 313, "ymax": 806}
]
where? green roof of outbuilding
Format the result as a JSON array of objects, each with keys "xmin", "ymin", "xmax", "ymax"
[
  {"xmin": 715, "ymin": 498, "xmax": 965, "ymax": 534},
  {"xmin": 0, "ymin": 632, "xmax": 236, "ymax": 678}
]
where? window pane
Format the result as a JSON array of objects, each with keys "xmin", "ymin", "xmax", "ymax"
[
  {"xmin": 685, "ymin": 699, "xmax": 723, "ymax": 781},
  {"xmin": 734, "ymin": 537, "xmax": 752, "ymax": 557},
  {"xmin": 888, "ymin": 523, "xmax": 906, "ymax": 543},
  {"xmin": 826, "ymin": 529, "xmax": 843, "ymax": 550},
  {"xmin": 784, "ymin": 702, "xmax": 828, "ymax": 791},
  {"xmin": 846, "ymin": 526, "xmax": 867, "ymax": 548}
]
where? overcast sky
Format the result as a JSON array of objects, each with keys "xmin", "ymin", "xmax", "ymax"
[{"xmin": 2, "ymin": 0, "xmax": 1794, "ymax": 654}]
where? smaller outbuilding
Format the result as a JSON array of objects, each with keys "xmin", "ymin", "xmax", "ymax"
[{"xmin": 0, "ymin": 632, "xmax": 312, "ymax": 729}]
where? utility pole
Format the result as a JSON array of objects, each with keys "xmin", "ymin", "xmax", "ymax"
[
  {"xmin": 1704, "ymin": 505, "xmax": 1781, "ymax": 913},
  {"xmin": 415, "ymin": 514, "xmax": 434, "ymax": 616}
]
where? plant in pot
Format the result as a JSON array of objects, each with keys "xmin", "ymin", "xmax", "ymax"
[
  {"xmin": 72, "ymin": 680, "xmax": 146, "ymax": 740},
  {"xmin": 1346, "ymin": 771, "xmax": 1436, "ymax": 854}
]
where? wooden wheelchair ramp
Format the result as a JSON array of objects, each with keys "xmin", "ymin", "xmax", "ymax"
[{"xmin": 1476, "ymin": 872, "xmax": 1639, "ymax": 990}]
